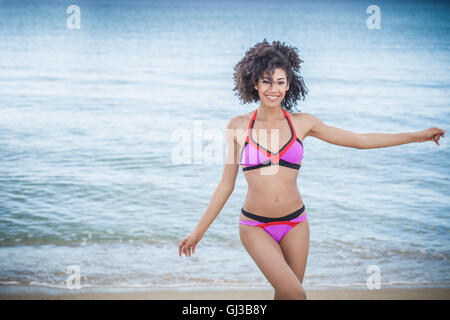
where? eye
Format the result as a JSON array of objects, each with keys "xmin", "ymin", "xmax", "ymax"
[{"xmin": 263, "ymin": 80, "xmax": 271, "ymax": 84}]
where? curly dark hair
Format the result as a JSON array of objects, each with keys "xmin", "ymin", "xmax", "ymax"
[{"xmin": 232, "ymin": 39, "xmax": 308, "ymax": 112}]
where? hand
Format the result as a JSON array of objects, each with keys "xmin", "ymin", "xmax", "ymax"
[
  {"xmin": 416, "ymin": 127, "xmax": 446, "ymax": 146},
  {"xmin": 178, "ymin": 231, "xmax": 202, "ymax": 258}
]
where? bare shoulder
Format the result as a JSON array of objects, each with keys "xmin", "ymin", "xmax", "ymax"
[
  {"xmin": 226, "ymin": 110, "xmax": 254, "ymax": 130},
  {"xmin": 289, "ymin": 111, "xmax": 317, "ymax": 123},
  {"xmin": 287, "ymin": 111, "xmax": 318, "ymax": 139},
  {"xmin": 226, "ymin": 111, "xmax": 254, "ymax": 146}
]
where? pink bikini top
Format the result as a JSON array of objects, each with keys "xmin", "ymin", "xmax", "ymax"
[{"xmin": 240, "ymin": 108, "xmax": 304, "ymax": 171}]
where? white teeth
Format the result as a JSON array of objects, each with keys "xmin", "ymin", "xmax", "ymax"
[{"xmin": 267, "ymin": 95, "xmax": 279, "ymax": 100}]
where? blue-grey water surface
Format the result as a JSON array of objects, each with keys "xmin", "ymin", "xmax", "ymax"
[{"xmin": 0, "ymin": 0, "xmax": 449, "ymax": 291}]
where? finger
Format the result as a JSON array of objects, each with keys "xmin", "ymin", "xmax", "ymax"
[
  {"xmin": 434, "ymin": 136, "xmax": 440, "ymax": 146},
  {"xmin": 192, "ymin": 244, "xmax": 196, "ymax": 255},
  {"xmin": 178, "ymin": 240, "xmax": 186, "ymax": 256}
]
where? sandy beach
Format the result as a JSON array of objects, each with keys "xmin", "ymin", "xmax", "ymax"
[{"xmin": 1, "ymin": 287, "xmax": 449, "ymax": 300}]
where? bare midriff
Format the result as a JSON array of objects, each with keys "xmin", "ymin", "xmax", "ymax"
[{"xmin": 239, "ymin": 165, "xmax": 305, "ymax": 221}]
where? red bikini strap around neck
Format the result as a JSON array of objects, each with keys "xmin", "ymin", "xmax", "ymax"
[
  {"xmin": 282, "ymin": 108, "xmax": 298, "ymax": 139},
  {"xmin": 246, "ymin": 109, "xmax": 258, "ymax": 142},
  {"xmin": 246, "ymin": 108, "xmax": 298, "ymax": 143}
]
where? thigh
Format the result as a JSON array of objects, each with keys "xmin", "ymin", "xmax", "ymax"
[
  {"xmin": 279, "ymin": 218, "xmax": 310, "ymax": 284},
  {"xmin": 239, "ymin": 224, "xmax": 302, "ymax": 293}
]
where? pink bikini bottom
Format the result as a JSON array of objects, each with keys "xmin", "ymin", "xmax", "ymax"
[{"xmin": 239, "ymin": 205, "xmax": 307, "ymax": 243}]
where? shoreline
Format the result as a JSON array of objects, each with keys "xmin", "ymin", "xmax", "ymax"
[{"xmin": 1, "ymin": 285, "xmax": 449, "ymax": 300}]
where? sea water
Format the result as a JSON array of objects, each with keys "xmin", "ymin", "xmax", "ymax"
[{"xmin": 0, "ymin": 0, "xmax": 449, "ymax": 292}]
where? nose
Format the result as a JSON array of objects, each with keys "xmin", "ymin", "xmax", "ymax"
[{"xmin": 267, "ymin": 86, "xmax": 281, "ymax": 94}]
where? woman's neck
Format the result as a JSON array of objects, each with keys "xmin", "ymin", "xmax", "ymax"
[{"xmin": 257, "ymin": 105, "xmax": 284, "ymax": 122}]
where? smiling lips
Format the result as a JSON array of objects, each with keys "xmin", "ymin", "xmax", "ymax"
[{"xmin": 266, "ymin": 95, "xmax": 279, "ymax": 101}]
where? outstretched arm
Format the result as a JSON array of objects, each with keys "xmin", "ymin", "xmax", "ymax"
[
  {"xmin": 359, "ymin": 127, "xmax": 445, "ymax": 149},
  {"xmin": 303, "ymin": 113, "xmax": 446, "ymax": 149}
]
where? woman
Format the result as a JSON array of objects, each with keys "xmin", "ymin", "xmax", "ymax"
[{"xmin": 178, "ymin": 39, "xmax": 445, "ymax": 300}]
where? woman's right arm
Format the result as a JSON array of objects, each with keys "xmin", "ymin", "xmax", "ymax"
[{"xmin": 178, "ymin": 117, "xmax": 240, "ymax": 257}]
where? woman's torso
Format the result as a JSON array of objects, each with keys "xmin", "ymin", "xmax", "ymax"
[{"xmin": 236, "ymin": 108, "xmax": 310, "ymax": 220}]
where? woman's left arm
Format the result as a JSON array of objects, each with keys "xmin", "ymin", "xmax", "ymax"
[
  {"xmin": 303, "ymin": 113, "xmax": 446, "ymax": 149},
  {"xmin": 359, "ymin": 127, "xmax": 446, "ymax": 149}
]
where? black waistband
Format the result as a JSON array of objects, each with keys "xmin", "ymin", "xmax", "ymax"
[{"xmin": 241, "ymin": 204, "xmax": 306, "ymax": 223}]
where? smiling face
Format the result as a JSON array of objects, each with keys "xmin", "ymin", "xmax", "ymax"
[{"xmin": 254, "ymin": 67, "xmax": 290, "ymax": 108}]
